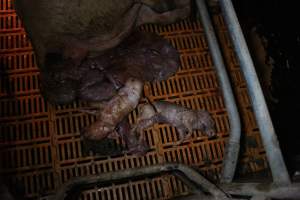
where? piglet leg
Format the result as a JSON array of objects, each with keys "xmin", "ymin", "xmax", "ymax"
[
  {"xmin": 115, "ymin": 118, "xmax": 131, "ymax": 147},
  {"xmin": 174, "ymin": 125, "xmax": 191, "ymax": 146},
  {"xmin": 134, "ymin": 114, "xmax": 163, "ymax": 143},
  {"xmin": 105, "ymin": 73, "xmax": 124, "ymax": 90},
  {"xmin": 119, "ymin": 118, "xmax": 150, "ymax": 155}
]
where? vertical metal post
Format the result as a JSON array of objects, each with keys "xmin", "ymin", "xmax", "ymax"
[
  {"xmin": 218, "ymin": 0, "xmax": 291, "ymax": 185},
  {"xmin": 195, "ymin": 0, "xmax": 241, "ymax": 183}
]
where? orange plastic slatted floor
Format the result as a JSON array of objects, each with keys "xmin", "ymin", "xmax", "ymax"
[{"xmin": 0, "ymin": 1, "xmax": 268, "ymax": 199}]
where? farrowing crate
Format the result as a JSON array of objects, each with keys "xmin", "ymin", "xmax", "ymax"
[{"xmin": 0, "ymin": 1, "xmax": 268, "ymax": 199}]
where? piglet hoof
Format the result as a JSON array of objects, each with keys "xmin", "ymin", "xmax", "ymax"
[
  {"xmin": 206, "ymin": 130, "xmax": 216, "ymax": 138},
  {"xmin": 174, "ymin": 132, "xmax": 192, "ymax": 146}
]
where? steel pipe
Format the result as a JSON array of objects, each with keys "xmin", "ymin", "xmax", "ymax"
[
  {"xmin": 195, "ymin": 0, "xmax": 241, "ymax": 183},
  {"xmin": 51, "ymin": 163, "xmax": 229, "ymax": 200},
  {"xmin": 220, "ymin": 182, "xmax": 300, "ymax": 199},
  {"xmin": 50, "ymin": 164, "xmax": 300, "ymax": 200},
  {"xmin": 218, "ymin": 0, "xmax": 291, "ymax": 185}
]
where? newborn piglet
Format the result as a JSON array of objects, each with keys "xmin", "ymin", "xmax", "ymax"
[
  {"xmin": 79, "ymin": 30, "xmax": 180, "ymax": 88},
  {"xmin": 81, "ymin": 110, "xmax": 149, "ymax": 155},
  {"xmin": 133, "ymin": 101, "xmax": 216, "ymax": 146},
  {"xmin": 42, "ymin": 31, "xmax": 180, "ymax": 105},
  {"xmin": 82, "ymin": 78, "xmax": 143, "ymax": 141}
]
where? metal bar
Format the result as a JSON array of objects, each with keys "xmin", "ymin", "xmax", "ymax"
[
  {"xmin": 218, "ymin": 0, "xmax": 291, "ymax": 185},
  {"xmin": 50, "ymin": 164, "xmax": 300, "ymax": 200},
  {"xmin": 195, "ymin": 0, "xmax": 241, "ymax": 183},
  {"xmin": 250, "ymin": 196, "xmax": 269, "ymax": 200},
  {"xmin": 220, "ymin": 182, "xmax": 300, "ymax": 199},
  {"xmin": 51, "ymin": 163, "xmax": 229, "ymax": 200},
  {"xmin": 173, "ymin": 194, "xmax": 215, "ymax": 200}
]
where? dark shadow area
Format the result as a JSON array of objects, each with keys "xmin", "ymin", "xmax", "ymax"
[
  {"xmin": 0, "ymin": 64, "xmax": 27, "ymax": 200},
  {"xmin": 233, "ymin": 0, "xmax": 300, "ymax": 175}
]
